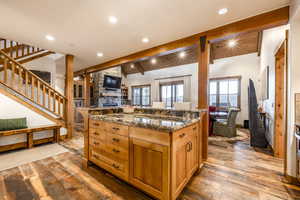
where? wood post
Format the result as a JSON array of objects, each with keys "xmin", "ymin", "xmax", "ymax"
[
  {"xmin": 198, "ymin": 36, "xmax": 210, "ymax": 161},
  {"xmin": 27, "ymin": 132, "xmax": 33, "ymax": 148},
  {"xmin": 65, "ymin": 55, "xmax": 74, "ymax": 138},
  {"xmin": 83, "ymin": 73, "xmax": 91, "ymax": 107},
  {"xmin": 54, "ymin": 128, "xmax": 60, "ymax": 143}
]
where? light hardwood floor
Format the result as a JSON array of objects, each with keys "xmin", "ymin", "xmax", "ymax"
[{"xmin": 0, "ymin": 130, "xmax": 300, "ymax": 200}]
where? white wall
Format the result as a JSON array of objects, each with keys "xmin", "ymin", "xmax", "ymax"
[
  {"xmin": 0, "ymin": 54, "xmax": 68, "ymax": 146},
  {"xmin": 23, "ymin": 56, "xmax": 56, "ymax": 87},
  {"xmin": 209, "ymin": 53, "xmax": 261, "ymax": 125},
  {"xmin": 126, "ymin": 63, "xmax": 198, "ymax": 109},
  {"xmin": 287, "ymin": 1, "xmax": 300, "ymax": 177},
  {"xmin": 0, "ymin": 93, "xmax": 61, "ymax": 145},
  {"xmin": 260, "ymin": 25, "xmax": 289, "ymax": 148}
]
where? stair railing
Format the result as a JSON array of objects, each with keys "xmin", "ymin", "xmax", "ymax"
[
  {"xmin": 0, "ymin": 39, "xmax": 44, "ymax": 60},
  {"xmin": 0, "ymin": 50, "xmax": 67, "ymax": 120}
]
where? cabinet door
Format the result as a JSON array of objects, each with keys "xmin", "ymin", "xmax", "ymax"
[
  {"xmin": 130, "ymin": 138, "xmax": 169, "ymax": 200},
  {"xmin": 175, "ymin": 141, "xmax": 188, "ymax": 188},
  {"xmin": 186, "ymin": 134, "xmax": 198, "ymax": 178},
  {"xmin": 171, "ymin": 138, "xmax": 189, "ymax": 199}
]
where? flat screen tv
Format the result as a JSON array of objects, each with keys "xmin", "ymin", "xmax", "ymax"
[{"xmin": 103, "ymin": 75, "xmax": 121, "ymax": 89}]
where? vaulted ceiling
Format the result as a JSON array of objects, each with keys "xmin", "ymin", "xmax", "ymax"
[
  {"xmin": 0, "ymin": 0, "xmax": 289, "ymax": 71},
  {"xmin": 122, "ymin": 31, "xmax": 261, "ymax": 75}
]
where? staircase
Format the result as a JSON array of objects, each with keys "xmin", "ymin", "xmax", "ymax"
[
  {"xmin": 0, "ymin": 39, "xmax": 66, "ymax": 127},
  {"xmin": 0, "ymin": 38, "xmax": 54, "ymax": 64}
]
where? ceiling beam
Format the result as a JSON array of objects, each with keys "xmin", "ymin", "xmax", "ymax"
[
  {"xmin": 135, "ymin": 62, "xmax": 144, "ymax": 75},
  {"xmin": 74, "ymin": 6, "xmax": 289, "ymax": 76}
]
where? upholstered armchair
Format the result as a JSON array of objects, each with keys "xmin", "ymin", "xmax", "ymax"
[{"xmin": 213, "ymin": 109, "xmax": 239, "ymax": 137}]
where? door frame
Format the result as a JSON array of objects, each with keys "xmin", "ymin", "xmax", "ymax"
[{"xmin": 274, "ymin": 30, "xmax": 289, "ymax": 173}]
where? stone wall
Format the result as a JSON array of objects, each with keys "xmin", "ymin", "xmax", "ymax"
[{"xmin": 92, "ymin": 66, "xmax": 122, "ymax": 107}]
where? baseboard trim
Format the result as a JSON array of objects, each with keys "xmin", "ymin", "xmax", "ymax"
[
  {"xmin": 0, "ymin": 135, "xmax": 67, "ymax": 153},
  {"xmin": 283, "ymin": 175, "xmax": 300, "ymax": 186}
]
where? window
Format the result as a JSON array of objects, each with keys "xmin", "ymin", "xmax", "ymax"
[
  {"xmin": 209, "ymin": 77, "xmax": 241, "ymax": 108},
  {"xmin": 160, "ymin": 81, "xmax": 184, "ymax": 108},
  {"xmin": 132, "ymin": 85, "xmax": 151, "ymax": 106}
]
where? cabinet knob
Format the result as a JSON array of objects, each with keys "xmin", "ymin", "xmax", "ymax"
[
  {"xmin": 94, "ymin": 132, "xmax": 99, "ymax": 136},
  {"xmin": 112, "ymin": 163, "xmax": 120, "ymax": 169},
  {"xmin": 93, "ymin": 154, "xmax": 99, "ymax": 159},
  {"xmin": 112, "ymin": 148, "xmax": 120, "ymax": 153},
  {"xmin": 179, "ymin": 133, "xmax": 186, "ymax": 138}
]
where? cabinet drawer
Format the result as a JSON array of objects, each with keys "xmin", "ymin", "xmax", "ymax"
[
  {"xmin": 89, "ymin": 137, "xmax": 106, "ymax": 152},
  {"xmin": 89, "ymin": 128, "xmax": 106, "ymax": 142},
  {"xmin": 106, "ymin": 133, "xmax": 129, "ymax": 149},
  {"xmin": 105, "ymin": 122, "xmax": 128, "ymax": 136},
  {"xmin": 173, "ymin": 124, "xmax": 197, "ymax": 143},
  {"xmin": 89, "ymin": 119, "xmax": 103, "ymax": 129},
  {"xmin": 106, "ymin": 143, "xmax": 129, "ymax": 161},
  {"xmin": 90, "ymin": 149, "xmax": 126, "ymax": 171}
]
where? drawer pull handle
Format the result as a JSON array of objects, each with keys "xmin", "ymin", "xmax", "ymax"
[
  {"xmin": 193, "ymin": 127, "xmax": 197, "ymax": 130},
  {"xmin": 112, "ymin": 127, "xmax": 120, "ymax": 131},
  {"xmin": 112, "ymin": 138, "xmax": 120, "ymax": 142},
  {"xmin": 112, "ymin": 148, "xmax": 120, "ymax": 153},
  {"xmin": 94, "ymin": 132, "xmax": 99, "ymax": 136},
  {"xmin": 93, "ymin": 154, "xmax": 99, "ymax": 159},
  {"xmin": 186, "ymin": 142, "xmax": 193, "ymax": 152},
  {"xmin": 179, "ymin": 133, "xmax": 186, "ymax": 138},
  {"xmin": 93, "ymin": 123, "xmax": 100, "ymax": 126},
  {"xmin": 94, "ymin": 142, "xmax": 100, "ymax": 145},
  {"xmin": 112, "ymin": 163, "xmax": 120, "ymax": 169}
]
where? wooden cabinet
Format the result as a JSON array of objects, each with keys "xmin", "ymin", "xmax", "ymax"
[
  {"xmin": 86, "ymin": 120, "xmax": 202, "ymax": 200},
  {"xmin": 129, "ymin": 137, "xmax": 170, "ymax": 200},
  {"xmin": 88, "ymin": 120, "xmax": 129, "ymax": 181},
  {"xmin": 171, "ymin": 124, "xmax": 198, "ymax": 199}
]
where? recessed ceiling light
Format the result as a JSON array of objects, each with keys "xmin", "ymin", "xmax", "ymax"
[
  {"xmin": 108, "ymin": 16, "xmax": 118, "ymax": 24},
  {"xmin": 142, "ymin": 37, "xmax": 149, "ymax": 43},
  {"xmin": 45, "ymin": 35, "xmax": 55, "ymax": 41},
  {"xmin": 218, "ymin": 8, "xmax": 228, "ymax": 15},
  {"xmin": 130, "ymin": 64, "xmax": 135, "ymax": 69},
  {"xmin": 228, "ymin": 40, "xmax": 237, "ymax": 48},
  {"xmin": 179, "ymin": 51, "xmax": 186, "ymax": 58},
  {"xmin": 151, "ymin": 58, "xmax": 157, "ymax": 64},
  {"xmin": 97, "ymin": 52, "xmax": 103, "ymax": 57}
]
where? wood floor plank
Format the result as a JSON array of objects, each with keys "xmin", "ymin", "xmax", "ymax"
[{"xmin": 0, "ymin": 129, "xmax": 300, "ymax": 200}]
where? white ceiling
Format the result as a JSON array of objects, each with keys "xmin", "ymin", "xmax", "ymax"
[{"xmin": 0, "ymin": 0, "xmax": 289, "ymax": 71}]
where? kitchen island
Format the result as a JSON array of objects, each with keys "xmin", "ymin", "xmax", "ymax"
[{"xmin": 80, "ymin": 107, "xmax": 205, "ymax": 200}]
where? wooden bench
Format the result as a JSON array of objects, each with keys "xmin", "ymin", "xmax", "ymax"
[{"xmin": 0, "ymin": 125, "xmax": 62, "ymax": 152}]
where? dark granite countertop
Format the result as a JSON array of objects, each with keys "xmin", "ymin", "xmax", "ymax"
[{"xmin": 90, "ymin": 113, "xmax": 201, "ymax": 132}]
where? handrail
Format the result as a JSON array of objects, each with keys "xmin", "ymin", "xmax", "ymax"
[
  {"xmin": 0, "ymin": 39, "xmax": 45, "ymax": 61},
  {"xmin": 0, "ymin": 50, "xmax": 66, "ymax": 99},
  {"xmin": 0, "ymin": 50, "xmax": 67, "ymax": 120}
]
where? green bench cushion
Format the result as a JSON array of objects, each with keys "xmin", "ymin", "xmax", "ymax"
[{"xmin": 0, "ymin": 118, "xmax": 28, "ymax": 131}]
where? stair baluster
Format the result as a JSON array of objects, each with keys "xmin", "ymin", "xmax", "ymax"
[{"xmin": 0, "ymin": 50, "xmax": 66, "ymax": 121}]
